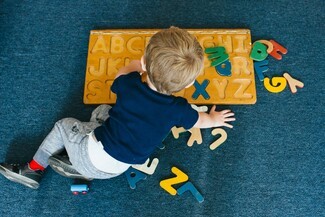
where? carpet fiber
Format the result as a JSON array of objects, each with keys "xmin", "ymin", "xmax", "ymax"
[{"xmin": 0, "ymin": 1, "xmax": 324, "ymax": 216}]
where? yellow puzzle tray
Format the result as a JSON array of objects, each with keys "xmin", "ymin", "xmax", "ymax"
[{"xmin": 83, "ymin": 29, "xmax": 256, "ymax": 105}]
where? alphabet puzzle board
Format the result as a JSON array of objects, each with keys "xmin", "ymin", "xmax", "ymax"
[{"xmin": 83, "ymin": 29, "xmax": 256, "ymax": 105}]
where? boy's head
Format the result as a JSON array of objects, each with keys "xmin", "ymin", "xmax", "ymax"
[{"xmin": 143, "ymin": 27, "xmax": 204, "ymax": 95}]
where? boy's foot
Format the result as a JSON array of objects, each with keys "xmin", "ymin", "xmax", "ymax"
[
  {"xmin": 0, "ymin": 163, "xmax": 43, "ymax": 189},
  {"xmin": 48, "ymin": 155, "xmax": 91, "ymax": 180}
]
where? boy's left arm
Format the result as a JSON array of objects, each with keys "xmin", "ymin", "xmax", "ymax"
[{"xmin": 115, "ymin": 60, "xmax": 143, "ymax": 78}]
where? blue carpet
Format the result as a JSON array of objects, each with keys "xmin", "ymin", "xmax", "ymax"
[{"xmin": 0, "ymin": 0, "xmax": 324, "ymax": 216}]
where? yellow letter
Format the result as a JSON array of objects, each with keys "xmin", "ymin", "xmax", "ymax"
[
  {"xmin": 264, "ymin": 77, "xmax": 287, "ymax": 93},
  {"xmin": 232, "ymin": 56, "xmax": 250, "ymax": 75},
  {"xmin": 107, "ymin": 58, "xmax": 122, "ymax": 78},
  {"xmin": 234, "ymin": 35, "xmax": 247, "ymax": 53},
  {"xmin": 160, "ymin": 167, "xmax": 189, "ymax": 196},
  {"xmin": 91, "ymin": 35, "xmax": 108, "ymax": 53},
  {"xmin": 213, "ymin": 78, "xmax": 228, "ymax": 99},
  {"xmin": 126, "ymin": 36, "xmax": 143, "ymax": 55},
  {"xmin": 111, "ymin": 36, "xmax": 124, "ymax": 54},
  {"xmin": 233, "ymin": 79, "xmax": 253, "ymax": 99},
  {"xmin": 88, "ymin": 58, "xmax": 106, "ymax": 77},
  {"xmin": 198, "ymin": 36, "xmax": 215, "ymax": 48},
  {"xmin": 217, "ymin": 35, "xmax": 233, "ymax": 53}
]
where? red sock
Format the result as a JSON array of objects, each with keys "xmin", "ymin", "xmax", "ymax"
[{"xmin": 29, "ymin": 159, "xmax": 45, "ymax": 171}]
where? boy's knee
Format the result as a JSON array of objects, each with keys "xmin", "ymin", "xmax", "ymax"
[
  {"xmin": 90, "ymin": 104, "xmax": 111, "ymax": 123},
  {"xmin": 55, "ymin": 118, "xmax": 78, "ymax": 128}
]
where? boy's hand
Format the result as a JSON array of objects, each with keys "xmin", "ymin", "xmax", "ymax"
[
  {"xmin": 115, "ymin": 60, "xmax": 143, "ymax": 78},
  {"xmin": 193, "ymin": 105, "xmax": 236, "ymax": 129},
  {"xmin": 128, "ymin": 60, "xmax": 143, "ymax": 72},
  {"xmin": 208, "ymin": 105, "xmax": 235, "ymax": 128}
]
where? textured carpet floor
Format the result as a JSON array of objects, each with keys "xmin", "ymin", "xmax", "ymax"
[{"xmin": 0, "ymin": 0, "xmax": 324, "ymax": 216}]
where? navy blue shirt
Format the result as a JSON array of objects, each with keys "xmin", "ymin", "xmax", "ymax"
[{"xmin": 94, "ymin": 72, "xmax": 199, "ymax": 164}]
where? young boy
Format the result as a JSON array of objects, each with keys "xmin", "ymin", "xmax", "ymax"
[{"xmin": 0, "ymin": 27, "xmax": 235, "ymax": 189}]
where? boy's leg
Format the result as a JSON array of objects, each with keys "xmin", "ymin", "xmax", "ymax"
[
  {"xmin": 32, "ymin": 118, "xmax": 92, "ymax": 168},
  {"xmin": 0, "ymin": 105, "xmax": 112, "ymax": 189},
  {"xmin": 0, "ymin": 118, "xmax": 73, "ymax": 189},
  {"xmin": 90, "ymin": 104, "xmax": 111, "ymax": 124},
  {"xmin": 33, "ymin": 104, "xmax": 111, "ymax": 169},
  {"xmin": 51, "ymin": 107, "xmax": 127, "ymax": 180},
  {"xmin": 34, "ymin": 118, "xmax": 100, "ymax": 177},
  {"xmin": 0, "ymin": 118, "xmax": 98, "ymax": 189}
]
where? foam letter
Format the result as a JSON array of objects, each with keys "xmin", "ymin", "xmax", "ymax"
[
  {"xmin": 132, "ymin": 158, "xmax": 159, "ymax": 175},
  {"xmin": 257, "ymin": 40, "xmax": 274, "ymax": 53},
  {"xmin": 205, "ymin": 47, "xmax": 229, "ymax": 67},
  {"xmin": 264, "ymin": 77, "xmax": 287, "ymax": 93},
  {"xmin": 215, "ymin": 59, "xmax": 232, "ymax": 76},
  {"xmin": 187, "ymin": 128, "xmax": 202, "ymax": 147},
  {"xmin": 283, "ymin": 72, "xmax": 304, "ymax": 93},
  {"xmin": 124, "ymin": 167, "xmax": 147, "ymax": 189},
  {"xmin": 171, "ymin": 126, "xmax": 187, "ymax": 139},
  {"xmin": 250, "ymin": 42, "xmax": 268, "ymax": 61},
  {"xmin": 210, "ymin": 128, "xmax": 227, "ymax": 150},
  {"xmin": 269, "ymin": 40, "xmax": 287, "ymax": 60},
  {"xmin": 192, "ymin": 79, "xmax": 210, "ymax": 100},
  {"xmin": 191, "ymin": 104, "xmax": 208, "ymax": 112},
  {"xmin": 160, "ymin": 167, "xmax": 189, "ymax": 195},
  {"xmin": 254, "ymin": 59, "xmax": 269, "ymax": 81},
  {"xmin": 177, "ymin": 181, "xmax": 204, "ymax": 203}
]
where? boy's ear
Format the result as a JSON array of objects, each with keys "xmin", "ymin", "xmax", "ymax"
[
  {"xmin": 141, "ymin": 56, "xmax": 147, "ymax": 72},
  {"xmin": 185, "ymin": 81, "xmax": 195, "ymax": 88}
]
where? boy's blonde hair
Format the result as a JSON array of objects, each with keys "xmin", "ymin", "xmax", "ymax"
[{"xmin": 144, "ymin": 27, "xmax": 204, "ymax": 95}]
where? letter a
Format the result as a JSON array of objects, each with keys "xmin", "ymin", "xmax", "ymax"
[{"xmin": 91, "ymin": 35, "xmax": 108, "ymax": 53}]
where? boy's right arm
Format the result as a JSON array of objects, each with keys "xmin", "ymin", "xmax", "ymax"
[
  {"xmin": 115, "ymin": 60, "xmax": 143, "ymax": 79},
  {"xmin": 193, "ymin": 105, "xmax": 235, "ymax": 129}
]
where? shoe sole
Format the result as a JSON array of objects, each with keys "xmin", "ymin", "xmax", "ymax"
[
  {"xmin": 0, "ymin": 165, "xmax": 39, "ymax": 189},
  {"xmin": 48, "ymin": 157, "xmax": 91, "ymax": 180}
]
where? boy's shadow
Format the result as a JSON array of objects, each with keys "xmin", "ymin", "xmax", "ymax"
[
  {"xmin": 4, "ymin": 104, "xmax": 97, "ymax": 164},
  {"xmin": 5, "ymin": 134, "xmax": 69, "ymax": 164},
  {"xmin": 4, "ymin": 134, "xmax": 44, "ymax": 164}
]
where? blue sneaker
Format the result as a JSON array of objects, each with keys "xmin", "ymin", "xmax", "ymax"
[{"xmin": 0, "ymin": 163, "xmax": 43, "ymax": 189}]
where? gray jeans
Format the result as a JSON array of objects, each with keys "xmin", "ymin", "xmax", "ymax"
[{"xmin": 33, "ymin": 105, "xmax": 125, "ymax": 179}]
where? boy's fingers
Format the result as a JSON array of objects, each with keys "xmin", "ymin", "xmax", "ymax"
[
  {"xmin": 224, "ymin": 112, "xmax": 235, "ymax": 118},
  {"xmin": 223, "ymin": 123, "xmax": 233, "ymax": 128},
  {"xmin": 221, "ymin": 109, "xmax": 231, "ymax": 114},
  {"xmin": 225, "ymin": 118, "xmax": 236, "ymax": 122}
]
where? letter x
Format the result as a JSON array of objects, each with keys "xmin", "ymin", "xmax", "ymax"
[{"xmin": 192, "ymin": 79, "xmax": 210, "ymax": 100}]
